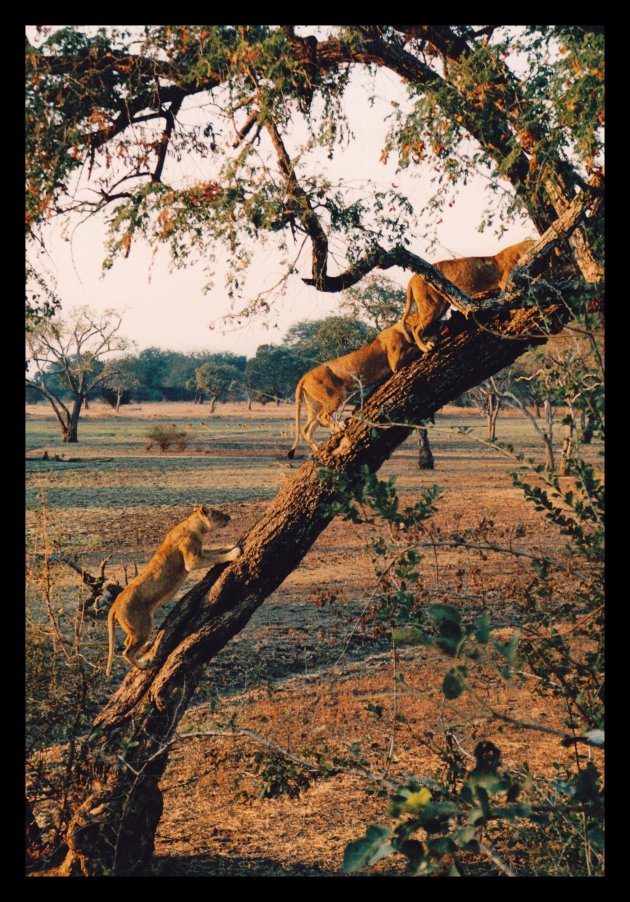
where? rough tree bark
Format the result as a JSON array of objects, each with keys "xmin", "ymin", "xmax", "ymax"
[
  {"xmin": 26, "ymin": 190, "xmax": 600, "ymax": 876},
  {"xmin": 46, "ymin": 269, "xmax": 581, "ymax": 876}
]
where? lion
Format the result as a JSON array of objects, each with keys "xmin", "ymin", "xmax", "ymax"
[
  {"xmin": 400, "ymin": 239, "xmax": 534, "ymax": 352},
  {"xmin": 106, "ymin": 505, "xmax": 241, "ymax": 676},
  {"xmin": 287, "ymin": 322, "xmax": 420, "ymax": 458}
]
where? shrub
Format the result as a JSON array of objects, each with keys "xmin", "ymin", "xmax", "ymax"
[{"xmin": 145, "ymin": 424, "xmax": 189, "ymax": 452}]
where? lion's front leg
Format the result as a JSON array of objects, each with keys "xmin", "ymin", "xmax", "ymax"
[{"xmin": 184, "ymin": 545, "xmax": 242, "ymax": 570}]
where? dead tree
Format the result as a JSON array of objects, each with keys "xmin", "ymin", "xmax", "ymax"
[
  {"xmin": 470, "ymin": 377, "xmax": 504, "ymax": 441},
  {"xmin": 46, "ymin": 554, "xmax": 122, "ymax": 616}
]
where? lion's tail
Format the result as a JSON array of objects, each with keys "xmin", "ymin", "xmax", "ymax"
[
  {"xmin": 106, "ymin": 604, "xmax": 117, "ymax": 678},
  {"xmin": 398, "ymin": 280, "xmax": 415, "ymax": 339},
  {"xmin": 287, "ymin": 375, "xmax": 306, "ymax": 460}
]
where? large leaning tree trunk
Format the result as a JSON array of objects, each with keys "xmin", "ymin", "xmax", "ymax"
[{"xmin": 31, "ymin": 198, "xmax": 601, "ymax": 877}]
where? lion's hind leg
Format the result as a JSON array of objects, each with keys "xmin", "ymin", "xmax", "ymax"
[
  {"xmin": 301, "ymin": 395, "xmax": 325, "ymax": 452},
  {"xmin": 318, "ymin": 407, "xmax": 345, "ymax": 434},
  {"xmin": 407, "ymin": 322, "xmax": 433, "ymax": 353},
  {"xmin": 121, "ymin": 610, "xmax": 154, "ymax": 671}
]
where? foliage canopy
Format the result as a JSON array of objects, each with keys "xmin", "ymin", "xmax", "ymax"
[{"xmin": 26, "ymin": 25, "xmax": 604, "ymax": 315}]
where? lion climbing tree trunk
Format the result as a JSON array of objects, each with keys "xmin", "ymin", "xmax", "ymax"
[{"xmin": 47, "ymin": 206, "xmax": 601, "ymax": 877}]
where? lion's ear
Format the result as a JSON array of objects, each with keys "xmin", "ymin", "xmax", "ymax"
[{"xmin": 198, "ymin": 503, "xmax": 209, "ymax": 516}]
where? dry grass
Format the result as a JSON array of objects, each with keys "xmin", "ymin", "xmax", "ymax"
[{"xmin": 25, "ymin": 401, "xmax": 603, "ymax": 876}]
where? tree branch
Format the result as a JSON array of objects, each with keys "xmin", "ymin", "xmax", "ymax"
[
  {"xmin": 263, "ymin": 116, "xmax": 330, "ymax": 289},
  {"xmin": 25, "ymin": 379, "xmax": 71, "ymax": 429},
  {"xmin": 152, "ymin": 98, "xmax": 182, "ymax": 183},
  {"xmin": 299, "ymin": 183, "xmax": 599, "ymax": 308},
  {"xmin": 55, "ymin": 260, "xmax": 582, "ymax": 877}
]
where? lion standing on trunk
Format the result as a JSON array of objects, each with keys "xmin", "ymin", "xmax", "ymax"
[{"xmin": 287, "ymin": 322, "xmax": 420, "ymax": 457}]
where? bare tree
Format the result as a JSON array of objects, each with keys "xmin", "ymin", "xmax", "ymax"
[
  {"xmin": 339, "ymin": 273, "xmax": 405, "ymax": 330},
  {"xmin": 469, "ymin": 375, "xmax": 510, "ymax": 441},
  {"xmin": 26, "ymin": 307, "xmax": 130, "ymax": 442},
  {"xmin": 417, "ymin": 425, "xmax": 435, "ymax": 470},
  {"xmin": 502, "ymin": 336, "xmax": 604, "ymax": 475},
  {"xmin": 500, "ymin": 385, "xmax": 557, "ymax": 472}
]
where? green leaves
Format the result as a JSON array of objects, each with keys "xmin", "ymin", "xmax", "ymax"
[
  {"xmin": 442, "ymin": 666, "xmax": 468, "ymax": 699},
  {"xmin": 343, "ymin": 825, "xmax": 395, "ymax": 873},
  {"xmin": 472, "ymin": 740, "xmax": 501, "ymax": 775},
  {"xmin": 427, "ymin": 605, "xmax": 464, "ymax": 656},
  {"xmin": 392, "ymin": 625, "xmax": 426, "ymax": 646},
  {"xmin": 252, "ymin": 752, "xmax": 313, "ymax": 800},
  {"xmin": 474, "ymin": 611, "xmax": 490, "ymax": 644},
  {"xmin": 572, "ymin": 761, "xmax": 602, "ymax": 807},
  {"xmin": 395, "ymin": 607, "xmax": 497, "ymax": 684},
  {"xmin": 318, "ymin": 464, "xmax": 441, "ymax": 529},
  {"xmin": 492, "ymin": 629, "xmax": 520, "ymax": 678}
]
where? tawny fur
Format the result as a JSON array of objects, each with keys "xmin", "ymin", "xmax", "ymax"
[
  {"xmin": 400, "ymin": 239, "xmax": 534, "ymax": 352},
  {"xmin": 106, "ymin": 505, "xmax": 241, "ymax": 676},
  {"xmin": 287, "ymin": 322, "xmax": 420, "ymax": 457}
]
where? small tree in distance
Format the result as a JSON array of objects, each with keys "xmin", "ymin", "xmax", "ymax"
[
  {"xmin": 195, "ymin": 362, "xmax": 244, "ymax": 411},
  {"xmin": 26, "ymin": 307, "xmax": 130, "ymax": 442},
  {"xmin": 283, "ymin": 316, "xmax": 377, "ymax": 363},
  {"xmin": 245, "ymin": 345, "xmax": 305, "ymax": 405},
  {"xmin": 339, "ymin": 273, "xmax": 405, "ymax": 330},
  {"xmin": 102, "ymin": 356, "xmax": 140, "ymax": 412}
]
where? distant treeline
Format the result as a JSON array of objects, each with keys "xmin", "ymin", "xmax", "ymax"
[{"xmin": 25, "ymin": 316, "xmax": 380, "ymax": 407}]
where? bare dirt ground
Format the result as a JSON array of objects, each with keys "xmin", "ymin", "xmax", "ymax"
[{"xmin": 25, "ymin": 401, "xmax": 604, "ymax": 876}]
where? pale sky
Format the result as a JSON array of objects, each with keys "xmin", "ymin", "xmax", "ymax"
[{"xmin": 29, "ymin": 33, "xmax": 534, "ymax": 358}]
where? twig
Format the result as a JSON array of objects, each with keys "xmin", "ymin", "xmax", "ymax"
[
  {"xmin": 445, "ymin": 730, "xmax": 476, "ymax": 762},
  {"xmin": 384, "ymin": 634, "xmax": 398, "ymax": 778},
  {"xmin": 467, "ymin": 689, "xmax": 604, "ymax": 748},
  {"xmin": 409, "ymin": 539, "xmax": 558, "ymax": 566},
  {"xmin": 116, "ymin": 754, "xmax": 140, "ymax": 776},
  {"xmin": 521, "ymin": 604, "xmax": 604, "ymax": 642},
  {"xmin": 177, "ymin": 726, "xmax": 398, "ymax": 790},
  {"xmin": 478, "ymin": 841, "xmax": 516, "ymax": 877}
]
